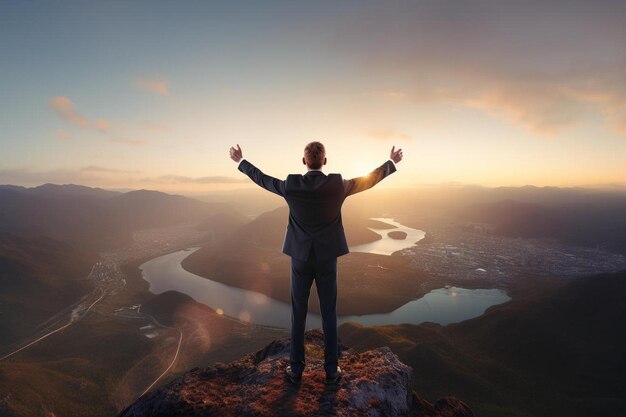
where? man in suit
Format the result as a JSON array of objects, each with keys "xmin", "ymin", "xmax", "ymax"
[{"xmin": 229, "ymin": 141, "xmax": 403, "ymax": 385}]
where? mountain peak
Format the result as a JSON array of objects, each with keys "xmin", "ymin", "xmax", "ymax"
[
  {"xmin": 29, "ymin": 182, "xmax": 121, "ymax": 199},
  {"xmin": 119, "ymin": 329, "xmax": 473, "ymax": 417}
]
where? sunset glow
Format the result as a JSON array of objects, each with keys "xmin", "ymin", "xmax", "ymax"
[{"xmin": 2, "ymin": 1, "xmax": 625, "ymax": 192}]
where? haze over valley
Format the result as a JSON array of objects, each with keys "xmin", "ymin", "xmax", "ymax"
[{"xmin": 1, "ymin": 182, "xmax": 626, "ymax": 416}]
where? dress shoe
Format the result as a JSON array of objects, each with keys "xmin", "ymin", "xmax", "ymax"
[
  {"xmin": 325, "ymin": 366, "xmax": 342, "ymax": 385},
  {"xmin": 285, "ymin": 365, "xmax": 302, "ymax": 384}
]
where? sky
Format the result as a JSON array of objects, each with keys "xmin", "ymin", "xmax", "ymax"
[{"xmin": 1, "ymin": 0, "xmax": 626, "ymax": 192}]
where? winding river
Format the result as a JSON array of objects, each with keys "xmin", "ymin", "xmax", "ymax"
[
  {"xmin": 140, "ymin": 218, "xmax": 510, "ymax": 329},
  {"xmin": 350, "ymin": 217, "xmax": 426, "ymax": 255}
]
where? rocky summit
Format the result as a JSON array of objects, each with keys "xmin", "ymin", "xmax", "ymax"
[{"xmin": 119, "ymin": 329, "xmax": 473, "ymax": 417}]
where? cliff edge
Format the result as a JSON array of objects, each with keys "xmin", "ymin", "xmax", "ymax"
[{"xmin": 119, "ymin": 329, "xmax": 473, "ymax": 417}]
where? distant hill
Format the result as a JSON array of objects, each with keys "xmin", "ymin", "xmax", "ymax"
[
  {"xmin": 0, "ymin": 235, "xmax": 97, "ymax": 345},
  {"xmin": 195, "ymin": 211, "xmax": 250, "ymax": 239},
  {"xmin": 0, "ymin": 186, "xmax": 129, "ymax": 249},
  {"xmin": 449, "ymin": 198, "xmax": 626, "ymax": 253},
  {"xmin": 450, "ymin": 199, "xmax": 566, "ymax": 238},
  {"xmin": 28, "ymin": 183, "xmax": 121, "ymax": 199},
  {"xmin": 339, "ymin": 270, "xmax": 626, "ymax": 417},
  {"xmin": 0, "ymin": 183, "xmax": 121, "ymax": 199},
  {"xmin": 0, "ymin": 183, "xmax": 243, "ymax": 250},
  {"xmin": 110, "ymin": 189, "xmax": 234, "ymax": 232},
  {"xmin": 140, "ymin": 290, "xmax": 199, "ymax": 326}
]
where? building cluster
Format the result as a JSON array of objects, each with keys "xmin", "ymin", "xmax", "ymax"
[
  {"xmin": 102, "ymin": 222, "xmax": 207, "ymax": 265},
  {"xmin": 403, "ymin": 217, "xmax": 626, "ymax": 283}
]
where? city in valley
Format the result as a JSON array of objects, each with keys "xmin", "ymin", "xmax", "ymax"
[{"xmin": 400, "ymin": 216, "xmax": 626, "ymax": 287}]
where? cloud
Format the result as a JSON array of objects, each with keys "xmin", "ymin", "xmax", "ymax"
[
  {"xmin": 93, "ymin": 118, "xmax": 112, "ymax": 132},
  {"xmin": 49, "ymin": 97, "xmax": 89, "ymax": 129},
  {"xmin": 563, "ymin": 84, "xmax": 626, "ymax": 135},
  {"xmin": 0, "ymin": 166, "xmax": 143, "ymax": 187},
  {"xmin": 55, "ymin": 128, "xmax": 72, "ymax": 141},
  {"xmin": 361, "ymin": 73, "xmax": 626, "ymax": 138},
  {"xmin": 375, "ymin": 78, "xmax": 626, "ymax": 137},
  {"xmin": 367, "ymin": 128, "xmax": 413, "ymax": 142},
  {"xmin": 136, "ymin": 78, "xmax": 170, "ymax": 96},
  {"xmin": 141, "ymin": 121, "xmax": 169, "ymax": 131},
  {"xmin": 109, "ymin": 137, "xmax": 148, "ymax": 146},
  {"xmin": 142, "ymin": 175, "xmax": 248, "ymax": 184},
  {"xmin": 332, "ymin": 0, "xmax": 626, "ymax": 136},
  {"xmin": 463, "ymin": 83, "xmax": 589, "ymax": 136},
  {"xmin": 613, "ymin": 115, "xmax": 626, "ymax": 135},
  {"xmin": 367, "ymin": 83, "xmax": 585, "ymax": 136},
  {"xmin": 79, "ymin": 166, "xmax": 141, "ymax": 174},
  {"xmin": 366, "ymin": 90, "xmax": 408, "ymax": 101},
  {"xmin": 0, "ymin": 166, "xmax": 245, "ymax": 189},
  {"xmin": 0, "ymin": 168, "xmax": 73, "ymax": 185},
  {"xmin": 49, "ymin": 96, "xmax": 150, "ymax": 145}
]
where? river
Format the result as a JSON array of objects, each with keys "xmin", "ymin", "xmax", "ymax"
[{"xmin": 140, "ymin": 218, "xmax": 510, "ymax": 329}]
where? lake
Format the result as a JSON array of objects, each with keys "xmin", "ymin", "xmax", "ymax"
[{"xmin": 140, "ymin": 219, "xmax": 510, "ymax": 328}]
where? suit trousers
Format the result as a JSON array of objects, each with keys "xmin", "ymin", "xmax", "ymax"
[{"xmin": 289, "ymin": 246, "xmax": 339, "ymax": 375}]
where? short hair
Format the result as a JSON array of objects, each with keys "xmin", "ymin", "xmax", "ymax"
[{"xmin": 304, "ymin": 141, "xmax": 326, "ymax": 169}]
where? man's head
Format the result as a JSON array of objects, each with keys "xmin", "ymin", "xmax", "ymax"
[{"xmin": 302, "ymin": 141, "xmax": 327, "ymax": 170}]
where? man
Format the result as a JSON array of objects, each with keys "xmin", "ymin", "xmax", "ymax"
[{"xmin": 229, "ymin": 141, "xmax": 403, "ymax": 385}]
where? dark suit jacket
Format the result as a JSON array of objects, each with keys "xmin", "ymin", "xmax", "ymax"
[{"xmin": 238, "ymin": 159, "xmax": 397, "ymax": 261}]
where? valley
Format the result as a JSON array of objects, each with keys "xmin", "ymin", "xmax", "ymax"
[{"xmin": 2, "ymin": 184, "xmax": 626, "ymax": 417}]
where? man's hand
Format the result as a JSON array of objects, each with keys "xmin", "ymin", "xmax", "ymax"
[
  {"xmin": 229, "ymin": 144, "xmax": 243, "ymax": 163},
  {"xmin": 390, "ymin": 146, "xmax": 403, "ymax": 164}
]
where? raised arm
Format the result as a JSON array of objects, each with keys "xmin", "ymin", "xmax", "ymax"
[
  {"xmin": 230, "ymin": 144, "xmax": 286, "ymax": 197},
  {"xmin": 343, "ymin": 146, "xmax": 403, "ymax": 197}
]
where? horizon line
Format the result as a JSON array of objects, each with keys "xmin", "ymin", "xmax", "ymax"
[{"xmin": 3, "ymin": 181, "xmax": 626, "ymax": 195}]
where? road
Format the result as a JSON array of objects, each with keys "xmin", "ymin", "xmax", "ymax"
[
  {"xmin": 0, "ymin": 287, "xmax": 106, "ymax": 361},
  {"xmin": 137, "ymin": 304, "xmax": 184, "ymax": 397}
]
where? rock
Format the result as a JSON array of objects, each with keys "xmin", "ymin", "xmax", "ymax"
[
  {"xmin": 387, "ymin": 231, "xmax": 408, "ymax": 240},
  {"xmin": 118, "ymin": 329, "xmax": 473, "ymax": 417}
]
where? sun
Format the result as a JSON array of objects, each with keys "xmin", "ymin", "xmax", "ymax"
[{"xmin": 348, "ymin": 160, "xmax": 378, "ymax": 178}]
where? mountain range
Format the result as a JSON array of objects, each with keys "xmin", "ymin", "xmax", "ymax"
[
  {"xmin": 0, "ymin": 183, "xmax": 248, "ymax": 352},
  {"xmin": 0, "ymin": 183, "xmax": 237, "ymax": 251}
]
